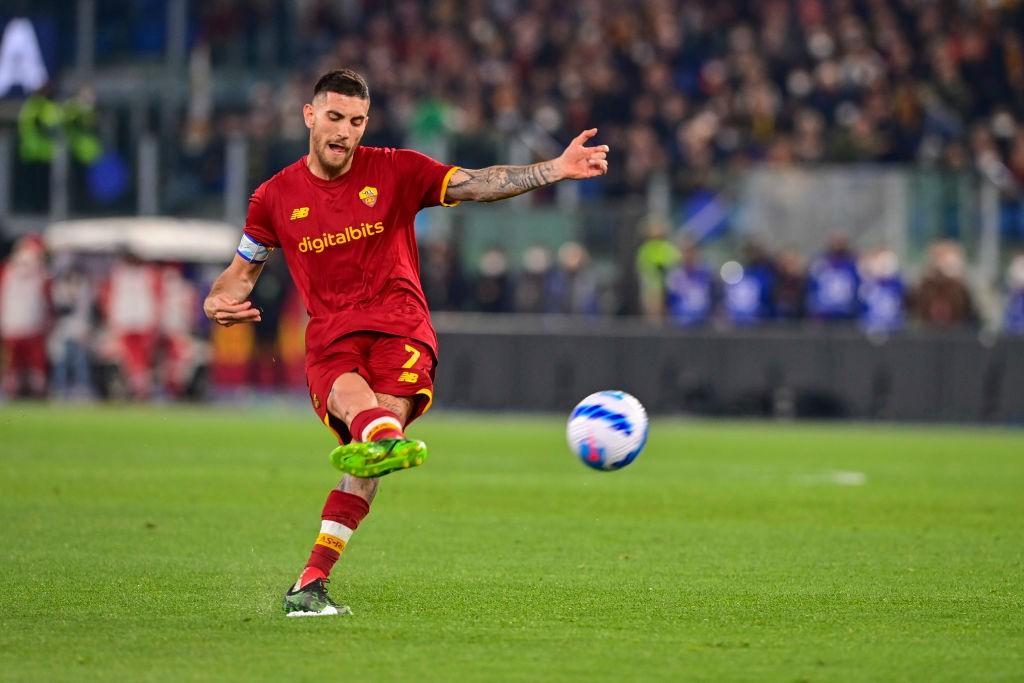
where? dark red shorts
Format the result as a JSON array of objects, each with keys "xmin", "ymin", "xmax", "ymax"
[
  {"xmin": 2, "ymin": 335, "xmax": 47, "ymax": 371},
  {"xmin": 306, "ymin": 332, "xmax": 437, "ymax": 444}
]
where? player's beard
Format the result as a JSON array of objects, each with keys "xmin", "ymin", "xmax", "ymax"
[
  {"xmin": 312, "ymin": 132, "xmax": 354, "ymax": 177},
  {"xmin": 316, "ymin": 148, "xmax": 348, "ymax": 176}
]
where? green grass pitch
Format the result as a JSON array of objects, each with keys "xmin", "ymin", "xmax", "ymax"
[{"xmin": 1, "ymin": 405, "xmax": 1022, "ymax": 682}]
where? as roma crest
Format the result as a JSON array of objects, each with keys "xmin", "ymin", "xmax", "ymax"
[{"xmin": 359, "ymin": 186, "xmax": 379, "ymax": 207}]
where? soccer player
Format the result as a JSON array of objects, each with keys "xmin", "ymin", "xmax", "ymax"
[{"xmin": 203, "ymin": 69, "xmax": 609, "ymax": 617}]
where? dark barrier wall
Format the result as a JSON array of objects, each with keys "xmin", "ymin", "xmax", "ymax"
[{"xmin": 432, "ymin": 314, "xmax": 1024, "ymax": 424}]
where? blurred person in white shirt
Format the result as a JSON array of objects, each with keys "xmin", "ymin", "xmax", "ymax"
[
  {"xmin": 0, "ymin": 235, "xmax": 50, "ymax": 398},
  {"xmin": 159, "ymin": 264, "xmax": 201, "ymax": 398},
  {"xmin": 99, "ymin": 253, "xmax": 161, "ymax": 399}
]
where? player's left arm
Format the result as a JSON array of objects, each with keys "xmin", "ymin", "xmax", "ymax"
[{"xmin": 445, "ymin": 128, "xmax": 608, "ymax": 203}]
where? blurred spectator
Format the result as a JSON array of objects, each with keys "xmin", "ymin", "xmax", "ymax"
[
  {"xmin": 62, "ymin": 86, "xmax": 103, "ymax": 166},
  {"xmin": 18, "ymin": 84, "xmax": 60, "ymax": 163},
  {"xmin": 48, "ymin": 258, "xmax": 94, "ymax": 399},
  {"xmin": 721, "ymin": 243, "xmax": 776, "ymax": 326},
  {"xmin": 664, "ymin": 241, "xmax": 713, "ymax": 327},
  {"xmin": 472, "ymin": 247, "xmax": 512, "ymax": 313},
  {"xmin": 806, "ymin": 233, "xmax": 861, "ymax": 321},
  {"xmin": 1004, "ymin": 253, "xmax": 1024, "ymax": 335},
  {"xmin": 913, "ymin": 240, "xmax": 977, "ymax": 328},
  {"xmin": 635, "ymin": 217, "xmax": 680, "ymax": 320},
  {"xmin": 0, "ymin": 235, "xmax": 50, "ymax": 398},
  {"xmin": 449, "ymin": 101, "xmax": 501, "ymax": 170},
  {"xmin": 159, "ymin": 265, "xmax": 200, "ymax": 398},
  {"xmin": 547, "ymin": 242, "xmax": 601, "ymax": 316},
  {"xmin": 247, "ymin": 257, "xmax": 290, "ymax": 388},
  {"xmin": 774, "ymin": 249, "xmax": 807, "ymax": 321},
  {"xmin": 99, "ymin": 254, "xmax": 162, "ymax": 399},
  {"xmin": 514, "ymin": 245, "xmax": 555, "ymax": 314},
  {"xmin": 420, "ymin": 240, "xmax": 466, "ymax": 312},
  {"xmin": 858, "ymin": 249, "xmax": 906, "ymax": 334},
  {"xmin": 1010, "ymin": 131, "xmax": 1024, "ymax": 190}
]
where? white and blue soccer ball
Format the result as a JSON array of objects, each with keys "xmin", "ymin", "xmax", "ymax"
[{"xmin": 566, "ymin": 390, "xmax": 649, "ymax": 471}]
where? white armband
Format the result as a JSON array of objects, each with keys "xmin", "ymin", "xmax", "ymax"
[{"xmin": 237, "ymin": 233, "xmax": 272, "ymax": 263}]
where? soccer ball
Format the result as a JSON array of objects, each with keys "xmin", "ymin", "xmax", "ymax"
[{"xmin": 566, "ymin": 391, "xmax": 649, "ymax": 471}]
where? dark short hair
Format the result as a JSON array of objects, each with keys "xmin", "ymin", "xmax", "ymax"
[{"xmin": 313, "ymin": 69, "xmax": 370, "ymax": 100}]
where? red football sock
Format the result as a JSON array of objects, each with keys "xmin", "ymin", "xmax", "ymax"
[
  {"xmin": 349, "ymin": 407, "xmax": 404, "ymax": 442},
  {"xmin": 297, "ymin": 490, "xmax": 370, "ymax": 588}
]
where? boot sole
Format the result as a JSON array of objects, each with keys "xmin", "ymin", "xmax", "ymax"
[{"xmin": 329, "ymin": 440, "xmax": 428, "ymax": 478}]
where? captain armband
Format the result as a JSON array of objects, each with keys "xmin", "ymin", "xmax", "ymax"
[{"xmin": 237, "ymin": 233, "xmax": 273, "ymax": 263}]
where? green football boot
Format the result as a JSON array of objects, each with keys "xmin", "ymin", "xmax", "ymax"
[
  {"xmin": 328, "ymin": 438, "xmax": 428, "ymax": 478},
  {"xmin": 283, "ymin": 578, "xmax": 352, "ymax": 617}
]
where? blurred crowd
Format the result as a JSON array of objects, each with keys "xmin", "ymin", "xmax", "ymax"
[
  {"xmin": 419, "ymin": 239, "xmax": 614, "ymax": 315},
  {"xmin": 7, "ymin": 2, "xmax": 1024, "ymax": 400},
  {"xmin": 0, "ymin": 235, "xmax": 208, "ymax": 400},
  {"xmin": 5, "ymin": 227, "xmax": 1024, "ymax": 399},
  {"xmin": 418, "ymin": 220, "xmax": 1024, "ymax": 332},
  {"xmin": 179, "ymin": 0, "xmax": 1024, "ymax": 202},
  {"xmin": 0, "ymin": 231, "xmax": 613, "ymax": 398},
  {"xmin": 636, "ymin": 226, "xmax": 1024, "ymax": 333}
]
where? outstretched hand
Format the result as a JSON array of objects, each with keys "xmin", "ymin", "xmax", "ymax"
[
  {"xmin": 204, "ymin": 294, "xmax": 262, "ymax": 327},
  {"xmin": 557, "ymin": 128, "xmax": 609, "ymax": 180}
]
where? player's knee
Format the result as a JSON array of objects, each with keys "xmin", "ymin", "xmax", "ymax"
[{"xmin": 328, "ymin": 373, "xmax": 376, "ymax": 424}]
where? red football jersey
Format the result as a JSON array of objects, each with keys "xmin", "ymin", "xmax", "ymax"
[{"xmin": 241, "ymin": 147, "xmax": 460, "ymax": 363}]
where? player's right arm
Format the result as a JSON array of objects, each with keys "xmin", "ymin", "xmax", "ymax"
[
  {"xmin": 203, "ymin": 254, "xmax": 264, "ymax": 327},
  {"xmin": 207, "ymin": 182, "xmax": 278, "ymax": 327}
]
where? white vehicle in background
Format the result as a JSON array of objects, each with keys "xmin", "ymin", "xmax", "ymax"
[{"xmin": 44, "ymin": 217, "xmax": 238, "ymax": 400}]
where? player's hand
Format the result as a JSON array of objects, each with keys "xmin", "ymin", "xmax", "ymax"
[
  {"xmin": 556, "ymin": 128, "xmax": 609, "ymax": 180},
  {"xmin": 203, "ymin": 294, "xmax": 262, "ymax": 327}
]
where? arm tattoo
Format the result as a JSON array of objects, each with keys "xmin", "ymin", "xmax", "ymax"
[{"xmin": 445, "ymin": 161, "xmax": 560, "ymax": 202}]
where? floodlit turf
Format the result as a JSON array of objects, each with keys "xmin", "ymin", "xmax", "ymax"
[{"xmin": 1, "ymin": 405, "xmax": 1022, "ymax": 682}]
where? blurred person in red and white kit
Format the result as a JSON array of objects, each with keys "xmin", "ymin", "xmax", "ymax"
[
  {"xmin": 99, "ymin": 253, "xmax": 161, "ymax": 399},
  {"xmin": 159, "ymin": 265, "xmax": 200, "ymax": 397},
  {"xmin": 0, "ymin": 235, "xmax": 50, "ymax": 398}
]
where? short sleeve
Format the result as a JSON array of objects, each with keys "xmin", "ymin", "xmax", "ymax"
[
  {"xmin": 242, "ymin": 183, "xmax": 280, "ymax": 248},
  {"xmin": 393, "ymin": 149, "xmax": 461, "ymax": 209}
]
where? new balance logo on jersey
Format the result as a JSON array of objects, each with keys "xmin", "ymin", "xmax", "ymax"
[
  {"xmin": 298, "ymin": 222, "xmax": 385, "ymax": 254},
  {"xmin": 398, "ymin": 371, "xmax": 419, "ymax": 383},
  {"xmin": 290, "ymin": 207, "xmax": 310, "ymax": 220}
]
